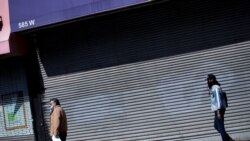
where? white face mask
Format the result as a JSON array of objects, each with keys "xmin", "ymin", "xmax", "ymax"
[
  {"xmin": 49, "ymin": 107, "xmax": 54, "ymax": 114},
  {"xmin": 49, "ymin": 101, "xmax": 54, "ymax": 113},
  {"xmin": 50, "ymin": 104, "xmax": 53, "ymax": 110}
]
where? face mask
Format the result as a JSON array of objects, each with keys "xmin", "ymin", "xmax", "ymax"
[{"xmin": 49, "ymin": 107, "xmax": 53, "ymax": 114}]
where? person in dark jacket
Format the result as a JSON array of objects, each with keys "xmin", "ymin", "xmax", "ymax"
[
  {"xmin": 50, "ymin": 98, "xmax": 68, "ymax": 141},
  {"xmin": 207, "ymin": 74, "xmax": 234, "ymax": 141}
]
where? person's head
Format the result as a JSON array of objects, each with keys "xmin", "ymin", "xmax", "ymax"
[
  {"xmin": 49, "ymin": 98, "xmax": 60, "ymax": 109},
  {"xmin": 207, "ymin": 74, "xmax": 220, "ymax": 89}
]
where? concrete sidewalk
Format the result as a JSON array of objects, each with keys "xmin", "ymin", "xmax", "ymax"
[{"xmin": 189, "ymin": 132, "xmax": 250, "ymax": 141}]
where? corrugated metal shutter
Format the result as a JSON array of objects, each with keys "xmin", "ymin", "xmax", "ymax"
[
  {"xmin": 0, "ymin": 59, "xmax": 35, "ymax": 141},
  {"xmin": 36, "ymin": 0, "xmax": 250, "ymax": 140}
]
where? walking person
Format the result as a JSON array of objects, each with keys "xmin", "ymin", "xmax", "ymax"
[
  {"xmin": 50, "ymin": 98, "xmax": 68, "ymax": 141},
  {"xmin": 207, "ymin": 74, "xmax": 234, "ymax": 141}
]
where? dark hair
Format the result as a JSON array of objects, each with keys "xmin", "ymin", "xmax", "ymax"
[
  {"xmin": 50, "ymin": 98, "xmax": 60, "ymax": 105},
  {"xmin": 207, "ymin": 74, "xmax": 220, "ymax": 89}
]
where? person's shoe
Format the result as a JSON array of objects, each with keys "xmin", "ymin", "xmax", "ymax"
[{"xmin": 229, "ymin": 138, "xmax": 235, "ymax": 141}]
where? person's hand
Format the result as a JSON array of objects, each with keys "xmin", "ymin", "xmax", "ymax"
[
  {"xmin": 52, "ymin": 135, "xmax": 61, "ymax": 141},
  {"xmin": 217, "ymin": 110, "xmax": 221, "ymax": 119}
]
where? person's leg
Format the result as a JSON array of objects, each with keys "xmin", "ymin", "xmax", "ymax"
[
  {"xmin": 216, "ymin": 109, "xmax": 230, "ymax": 141},
  {"xmin": 214, "ymin": 111, "xmax": 219, "ymax": 132},
  {"xmin": 59, "ymin": 133, "xmax": 67, "ymax": 141}
]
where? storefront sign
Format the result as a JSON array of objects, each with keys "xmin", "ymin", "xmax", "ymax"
[
  {"xmin": 0, "ymin": 0, "xmax": 11, "ymax": 55},
  {"xmin": 9, "ymin": 0, "xmax": 150, "ymax": 32}
]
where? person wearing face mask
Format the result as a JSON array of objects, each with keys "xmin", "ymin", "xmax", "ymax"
[
  {"xmin": 49, "ymin": 98, "xmax": 68, "ymax": 141},
  {"xmin": 207, "ymin": 74, "xmax": 234, "ymax": 141}
]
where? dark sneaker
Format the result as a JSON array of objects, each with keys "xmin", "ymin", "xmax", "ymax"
[{"xmin": 229, "ymin": 138, "xmax": 235, "ymax": 141}]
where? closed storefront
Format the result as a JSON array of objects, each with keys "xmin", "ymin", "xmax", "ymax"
[
  {"xmin": 0, "ymin": 59, "xmax": 35, "ymax": 141},
  {"xmin": 33, "ymin": 1, "xmax": 250, "ymax": 140}
]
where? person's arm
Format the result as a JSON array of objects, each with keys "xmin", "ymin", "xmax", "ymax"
[
  {"xmin": 217, "ymin": 109, "xmax": 221, "ymax": 119},
  {"xmin": 52, "ymin": 108, "xmax": 61, "ymax": 136},
  {"xmin": 215, "ymin": 87, "xmax": 222, "ymax": 119}
]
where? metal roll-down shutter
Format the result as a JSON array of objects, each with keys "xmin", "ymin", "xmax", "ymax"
[{"xmin": 36, "ymin": 0, "xmax": 250, "ymax": 140}]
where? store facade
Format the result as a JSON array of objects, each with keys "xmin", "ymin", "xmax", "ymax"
[{"xmin": 1, "ymin": 0, "xmax": 250, "ymax": 141}]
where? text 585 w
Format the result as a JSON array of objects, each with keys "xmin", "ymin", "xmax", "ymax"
[{"xmin": 18, "ymin": 19, "xmax": 35, "ymax": 29}]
